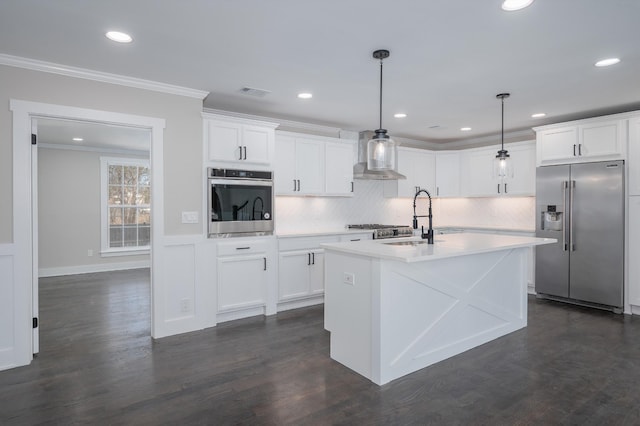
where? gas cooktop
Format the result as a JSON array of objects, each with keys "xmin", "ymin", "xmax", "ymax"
[{"xmin": 347, "ymin": 224, "xmax": 413, "ymax": 239}]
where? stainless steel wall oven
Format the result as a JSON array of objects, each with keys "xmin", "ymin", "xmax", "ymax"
[{"xmin": 207, "ymin": 168, "xmax": 274, "ymax": 237}]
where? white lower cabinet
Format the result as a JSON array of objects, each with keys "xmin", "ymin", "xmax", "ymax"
[
  {"xmin": 215, "ymin": 237, "xmax": 277, "ymax": 322},
  {"xmin": 218, "ymin": 255, "xmax": 267, "ymax": 311},
  {"xmin": 278, "ymin": 249, "xmax": 324, "ymax": 300},
  {"xmin": 277, "ymin": 232, "xmax": 372, "ymax": 310}
]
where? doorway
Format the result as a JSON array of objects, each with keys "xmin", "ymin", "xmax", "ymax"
[
  {"xmin": 35, "ymin": 117, "xmax": 152, "ymax": 353},
  {"xmin": 10, "ymin": 100, "xmax": 165, "ymax": 368}
]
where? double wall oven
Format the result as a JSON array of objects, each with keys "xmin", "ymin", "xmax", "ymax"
[{"xmin": 207, "ymin": 168, "xmax": 274, "ymax": 237}]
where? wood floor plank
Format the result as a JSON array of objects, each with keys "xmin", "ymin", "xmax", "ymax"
[{"xmin": 1, "ymin": 268, "xmax": 639, "ymax": 425}]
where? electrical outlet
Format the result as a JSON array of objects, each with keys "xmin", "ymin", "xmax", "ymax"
[
  {"xmin": 343, "ymin": 272, "xmax": 355, "ymax": 286},
  {"xmin": 180, "ymin": 298, "xmax": 190, "ymax": 313},
  {"xmin": 181, "ymin": 211, "xmax": 199, "ymax": 224},
  {"xmin": 87, "ymin": 249, "xmax": 93, "ymax": 257}
]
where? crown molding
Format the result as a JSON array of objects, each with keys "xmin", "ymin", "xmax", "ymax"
[
  {"xmin": 0, "ymin": 53, "xmax": 209, "ymax": 100},
  {"xmin": 203, "ymin": 107, "xmax": 342, "ymax": 137},
  {"xmin": 437, "ymin": 129, "xmax": 535, "ymax": 150}
]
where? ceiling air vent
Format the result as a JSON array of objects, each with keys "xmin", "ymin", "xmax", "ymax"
[{"xmin": 239, "ymin": 87, "xmax": 271, "ymax": 97}]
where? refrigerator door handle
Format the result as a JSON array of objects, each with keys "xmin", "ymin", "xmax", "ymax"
[
  {"xmin": 562, "ymin": 180, "xmax": 568, "ymax": 251},
  {"xmin": 569, "ymin": 180, "xmax": 576, "ymax": 251}
]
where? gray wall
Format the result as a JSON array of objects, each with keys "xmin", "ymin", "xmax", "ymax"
[
  {"xmin": 0, "ymin": 64, "xmax": 204, "ymax": 244},
  {"xmin": 37, "ymin": 147, "xmax": 150, "ymax": 271}
]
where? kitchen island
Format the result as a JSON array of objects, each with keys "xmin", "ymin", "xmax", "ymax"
[{"xmin": 322, "ymin": 232, "xmax": 555, "ymax": 385}]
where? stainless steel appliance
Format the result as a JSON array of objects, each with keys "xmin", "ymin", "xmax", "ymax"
[
  {"xmin": 347, "ymin": 224, "xmax": 413, "ymax": 239},
  {"xmin": 207, "ymin": 168, "xmax": 274, "ymax": 237},
  {"xmin": 535, "ymin": 160, "xmax": 624, "ymax": 311}
]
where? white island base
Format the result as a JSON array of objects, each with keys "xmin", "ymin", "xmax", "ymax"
[{"xmin": 323, "ymin": 233, "xmax": 554, "ymax": 385}]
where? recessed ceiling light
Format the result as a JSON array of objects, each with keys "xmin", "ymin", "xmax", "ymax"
[
  {"xmin": 595, "ymin": 58, "xmax": 620, "ymax": 67},
  {"xmin": 531, "ymin": 113, "xmax": 546, "ymax": 118},
  {"xmin": 105, "ymin": 31, "xmax": 133, "ymax": 43},
  {"xmin": 394, "ymin": 113, "xmax": 407, "ymax": 118},
  {"xmin": 72, "ymin": 137, "xmax": 84, "ymax": 142},
  {"xmin": 501, "ymin": 0, "xmax": 534, "ymax": 11},
  {"xmin": 297, "ymin": 92, "xmax": 313, "ymax": 99},
  {"xmin": 460, "ymin": 127, "xmax": 472, "ymax": 132}
]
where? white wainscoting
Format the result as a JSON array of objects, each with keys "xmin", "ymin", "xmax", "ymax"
[
  {"xmin": 152, "ymin": 235, "xmax": 216, "ymax": 338},
  {"xmin": 0, "ymin": 244, "xmax": 29, "ymax": 371}
]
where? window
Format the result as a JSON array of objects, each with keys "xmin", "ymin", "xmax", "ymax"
[{"xmin": 101, "ymin": 157, "xmax": 150, "ymax": 256}]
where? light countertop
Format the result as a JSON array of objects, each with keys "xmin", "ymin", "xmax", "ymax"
[
  {"xmin": 322, "ymin": 232, "xmax": 555, "ymax": 263},
  {"xmin": 276, "ymin": 229, "xmax": 375, "ymax": 238}
]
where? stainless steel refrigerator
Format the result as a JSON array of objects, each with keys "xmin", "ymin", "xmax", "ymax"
[{"xmin": 535, "ymin": 160, "xmax": 624, "ymax": 311}]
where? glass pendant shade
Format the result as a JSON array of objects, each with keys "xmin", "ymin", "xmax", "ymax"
[
  {"xmin": 494, "ymin": 150, "xmax": 513, "ymax": 178},
  {"xmin": 367, "ymin": 129, "xmax": 396, "ymax": 171}
]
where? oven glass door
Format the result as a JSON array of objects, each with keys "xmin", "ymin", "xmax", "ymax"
[{"xmin": 209, "ymin": 179, "xmax": 273, "ymax": 234}]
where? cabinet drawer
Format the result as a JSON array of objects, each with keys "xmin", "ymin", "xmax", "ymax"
[{"xmin": 217, "ymin": 239, "xmax": 268, "ymax": 256}]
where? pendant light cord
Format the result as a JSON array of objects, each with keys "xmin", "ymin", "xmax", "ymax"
[
  {"xmin": 379, "ymin": 58, "xmax": 383, "ymax": 130},
  {"xmin": 501, "ymin": 95, "xmax": 504, "ymax": 150}
]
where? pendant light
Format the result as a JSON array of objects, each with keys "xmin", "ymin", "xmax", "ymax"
[
  {"xmin": 367, "ymin": 49, "xmax": 398, "ymax": 171},
  {"xmin": 494, "ymin": 93, "xmax": 513, "ymax": 179}
]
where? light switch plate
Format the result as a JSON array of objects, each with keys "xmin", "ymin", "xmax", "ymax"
[
  {"xmin": 343, "ymin": 272, "xmax": 355, "ymax": 285},
  {"xmin": 181, "ymin": 211, "xmax": 199, "ymax": 224}
]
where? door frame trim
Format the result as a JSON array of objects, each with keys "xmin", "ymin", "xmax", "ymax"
[{"xmin": 10, "ymin": 99, "xmax": 165, "ymax": 368}]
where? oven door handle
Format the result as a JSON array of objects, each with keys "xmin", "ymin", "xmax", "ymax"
[{"xmin": 209, "ymin": 178, "xmax": 273, "ymax": 187}]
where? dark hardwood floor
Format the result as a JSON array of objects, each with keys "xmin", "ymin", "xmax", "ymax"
[{"xmin": 1, "ymin": 269, "xmax": 639, "ymax": 425}]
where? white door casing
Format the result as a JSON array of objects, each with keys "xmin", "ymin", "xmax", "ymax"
[{"xmin": 9, "ymin": 99, "xmax": 165, "ymax": 370}]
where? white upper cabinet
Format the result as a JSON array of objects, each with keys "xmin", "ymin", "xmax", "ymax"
[
  {"xmin": 535, "ymin": 118, "xmax": 625, "ymax": 166},
  {"xmin": 503, "ymin": 142, "xmax": 536, "ymax": 196},
  {"xmin": 460, "ymin": 147, "xmax": 497, "ymax": 197},
  {"xmin": 324, "ymin": 141, "xmax": 355, "ymax": 195},
  {"xmin": 275, "ymin": 134, "xmax": 324, "ymax": 195},
  {"xmin": 384, "ymin": 147, "xmax": 436, "ymax": 198},
  {"xmin": 628, "ymin": 117, "xmax": 640, "ymax": 196},
  {"xmin": 203, "ymin": 113, "xmax": 278, "ymax": 168},
  {"xmin": 460, "ymin": 141, "xmax": 535, "ymax": 197},
  {"xmin": 435, "ymin": 152, "xmax": 461, "ymax": 197},
  {"xmin": 275, "ymin": 131, "xmax": 355, "ymax": 197}
]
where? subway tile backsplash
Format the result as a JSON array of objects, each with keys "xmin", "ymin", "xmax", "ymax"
[{"xmin": 275, "ymin": 180, "xmax": 535, "ymax": 233}]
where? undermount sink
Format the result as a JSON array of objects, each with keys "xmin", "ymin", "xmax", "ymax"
[{"xmin": 384, "ymin": 240, "xmax": 428, "ymax": 246}]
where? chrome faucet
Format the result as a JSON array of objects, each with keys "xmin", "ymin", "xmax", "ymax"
[{"xmin": 413, "ymin": 189, "xmax": 434, "ymax": 244}]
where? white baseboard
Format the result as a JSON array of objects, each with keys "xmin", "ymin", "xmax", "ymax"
[
  {"xmin": 39, "ymin": 260, "xmax": 150, "ymax": 277},
  {"xmin": 277, "ymin": 295, "xmax": 324, "ymax": 312},
  {"xmin": 631, "ymin": 304, "xmax": 640, "ymax": 315},
  {"xmin": 217, "ymin": 306, "xmax": 267, "ymax": 324}
]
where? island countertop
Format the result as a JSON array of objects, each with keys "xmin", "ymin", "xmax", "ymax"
[{"xmin": 321, "ymin": 232, "xmax": 555, "ymax": 263}]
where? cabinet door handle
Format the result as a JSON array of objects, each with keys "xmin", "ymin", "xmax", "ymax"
[
  {"xmin": 307, "ymin": 252, "xmax": 311, "ymax": 265},
  {"xmin": 504, "ymin": 183, "xmax": 508, "ymax": 194},
  {"xmin": 243, "ymin": 146, "xmax": 247, "ymax": 160},
  {"xmin": 573, "ymin": 144, "xmax": 577, "ymax": 156},
  {"xmin": 236, "ymin": 246, "xmax": 251, "ymax": 250},
  {"xmin": 497, "ymin": 183, "xmax": 501, "ymax": 194},
  {"xmin": 293, "ymin": 179, "xmax": 297, "ymax": 191},
  {"xmin": 436, "ymin": 187, "xmax": 439, "ymax": 196},
  {"xmin": 578, "ymin": 144, "xmax": 582, "ymax": 156},
  {"xmin": 263, "ymin": 257, "xmax": 267, "ymax": 271},
  {"xmin": 312, "ymin": 252, "xmax": 315, "ymax": 265},
  {"xmin": 351, "ymin": 182, "xmax": 354, "ymax": 193},
  {"xmin": 350, "ymin": 239, "xmax": 360, "ymax": 241},
  {"xmin": 297, "ymin": 179, "xmax": 301, "ymax": 192},
  {"xmin": 238, "ymin": 146, "xmax": 243, "ymax": 160}
]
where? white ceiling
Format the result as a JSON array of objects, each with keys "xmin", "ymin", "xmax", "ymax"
[{"xmin": 1, "ymin": 1, "xmax": 639, "ymax": 145}]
